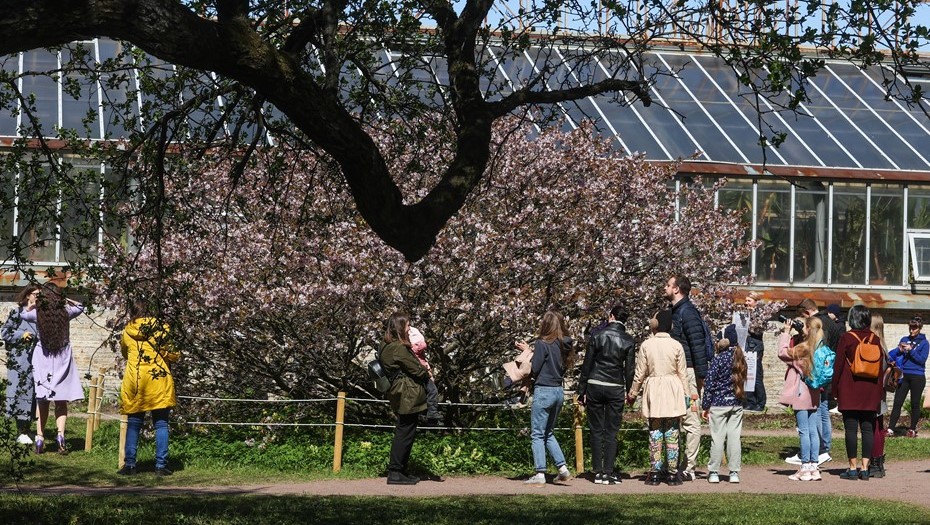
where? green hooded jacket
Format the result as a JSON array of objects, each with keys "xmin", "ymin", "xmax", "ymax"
[{"xmin": 380, "ymin": 341, "xmax": 429, "ymax": 414}]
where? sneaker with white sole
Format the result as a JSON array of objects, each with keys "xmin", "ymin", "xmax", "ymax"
[
  {"xmin": 799, "ymin": 463, "xmax": 815, "ymax": 481},
  {"xmin": 809, "ymin": 468, "xmax": 822, "ymax": 481},
  {"xmin": 707, "ymin": 472, "xmax": 720, "ymax": 483},
  {"xmin": 593, "ymin": 473, "xmax": 604, "ymax": 484},
  {"xmin": 729, "ymin": 472, "xmax": 740, "ymax": 484},
  {"xmin": 556, "ymin": 467, "xmax": 571, "ymax": 482},
  {"xmin": 15, "ymin": 434, "xmax": 33, "ymax": 445},
  {"xmin": 784, "ymin": 454, "xmax": 803, "ymax": 465},
  {"xmin": 679, "ymin": 470, "xmax": 696, "ymax": 481},
  {"xmin": 524, "ymin": 473, "xmax": 546, "ymax": 485},
  {"xmin": 817, "ymin": 453, "xmax": 832, "ymax": 465},
  {"xmin": 602, "ymin": 474, "xmax": 619, "ymax": 485}
]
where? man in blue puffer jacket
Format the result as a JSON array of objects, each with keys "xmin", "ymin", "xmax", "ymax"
[{"xmin": 665, "ymin": 274, "xmax": 708, "ymax": 482}]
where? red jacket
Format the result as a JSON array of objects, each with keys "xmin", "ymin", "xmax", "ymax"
[{"xmin": 831, "ymin": 329, "xmax": 883, "ymax": 412}]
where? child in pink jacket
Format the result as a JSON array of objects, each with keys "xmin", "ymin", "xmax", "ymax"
[{"xmin": 409, "ymin": 326, "xmax": 442, "ymax": 425}]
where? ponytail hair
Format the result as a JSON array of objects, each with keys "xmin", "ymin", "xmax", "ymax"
[
  {"xmin": 716, "ymin": 337, "xmax": 747, "ymax": 401},
  {"xmin": 731, "ymin": 346, "xmax": 747, "ymax": 401}
]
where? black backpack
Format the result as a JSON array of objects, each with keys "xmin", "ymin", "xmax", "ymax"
[{"xmin": 368, "ymin": 358, "xmax": 391, "ymax": 393}]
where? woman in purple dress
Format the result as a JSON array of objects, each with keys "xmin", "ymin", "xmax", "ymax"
[{"xmin": 21, "ymin": 282, "xmax": 85, "ymax": 454}]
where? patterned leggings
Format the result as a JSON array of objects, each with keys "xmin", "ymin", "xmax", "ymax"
[{"xmin": 648, "ymin": 417, "xmax": 681, "ymax": 472}]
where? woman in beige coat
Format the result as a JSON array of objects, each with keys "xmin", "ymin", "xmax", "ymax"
[{"xmin": 627, "ymin": 310, "xmax": 690, "ymax": 486}]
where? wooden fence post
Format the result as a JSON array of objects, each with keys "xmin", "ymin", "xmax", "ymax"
[
  {"xmin": 94, "ymin": 368, "xmax": 105, "ymax": 431},
  {"xmin": 118, "ymin": 414, "xmax": 128, "ymax": 469},
  {"xmin": 332, "ymin": 391, "xmax": 346, "ymax": 472},
  {"xmin": 84, "ymin": 375, "xmax": 99, "ymax": 452},
  {"xmin": 573, "ymin": 396, "xmax": 584, "ymax": 475}
]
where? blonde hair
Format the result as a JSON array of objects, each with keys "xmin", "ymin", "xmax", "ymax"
[
  {"xmin": 871, "ymin": 313, "xmax": 886, "ymax": 350},
  {"xmin": 790, "ymin": 316, "xmax": 823, "ymax": 378},
  {"xmin": 715, "ymin": 338, "xmax": 748, "ymax": 401}
]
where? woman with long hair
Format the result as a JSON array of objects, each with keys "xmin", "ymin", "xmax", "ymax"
[
  {"xmin": 869, "ymin": 313, "xmax": 889, "ymax": 478},
  {"xmin": 2, "ymin": 284, "xmax": 40, "ymax": 444},
  {"xmin": 888, "ymin": 315, "xmax": 928, "ymax": 437},
  {"xmin": 520, "ymin": 309, "xmax": 575, "ymax": 485},
  {"xmin": 20, "ymin": 282, "xmax": 85, "ymax": 454},
  {"xmin": 379, "ymin": 311, "xmax": 429, "ymax": 485},
  {"xmin": 778, "ymin": 316, "xmax": 823, "ymax": 481},
  {"xmin": 832, "ymin": 304, "xmax": 884, "ymax": 480},
  {"xmin": 701, "ymin": 331, "xmax": 748, "ymax": 484}
]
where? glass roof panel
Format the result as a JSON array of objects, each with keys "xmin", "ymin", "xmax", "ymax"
[
  {"xmin": 649, "ymin": 56, "xmax": 740, "ymax": 161},
  {"xmin": 810, "ymin": 66, "xmax": 923, "ymax": 169},
  {"xmin": 20, "ymin": 49, "xmax": 58, "ymax": 138},
  {"xmin": 801, "ymin": 82, "xmax": 892, "ymax": 169},
  {"xmin": 693, "ymin": 55, "xmax": 821, "ymax": 167},
  {"xmin": 830, "ymin": 63, "xmax": 930, "ymax": 169},
  {"xmin": 663, "ymin": 53, "xmax": 769, "ymax": 164},
  {"xmin": 776, "ymin": 109, "xmax": 857, "ymax": 167},
  {"xmin": 569, "ymin": 51, "xmax": 665, "ymax": 157}
]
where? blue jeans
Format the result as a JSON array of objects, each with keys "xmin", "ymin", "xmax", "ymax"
[
  {"xmin": 795, "ymin": 408, "xmax": 821, "ymax": 464},
  {"xmin": 530, "ymin": 386, "xmax": 566, "ymax": 472},
  {"xmin": 818, "ymin": 396, "xmax": 832, "ymax": 454},
  {"xmin": 125, "ymin": 408, "xmax": 171, "ymax": 469}
]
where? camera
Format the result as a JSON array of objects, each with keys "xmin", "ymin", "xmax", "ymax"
[{"xmin": 777, "ymin": 314, "xmax": 805, "ymax": 333}]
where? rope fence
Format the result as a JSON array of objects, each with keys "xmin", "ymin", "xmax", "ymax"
[{"xmin": 82, "ymin": 371, "xmax": 650, "ymax": 473}]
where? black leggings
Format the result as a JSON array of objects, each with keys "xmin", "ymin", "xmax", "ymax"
[
  {"xmin": 843, "ymin": 411, "xmax": 875, "ymax": 460},
  {"xmin": 889, "ymin": 373, "xmax": 927, "ymax": 431}
]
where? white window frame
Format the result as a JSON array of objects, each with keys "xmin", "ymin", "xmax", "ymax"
[{"xmin": 906, "ymin": 229, "xmax": 930, "ymax": 282}]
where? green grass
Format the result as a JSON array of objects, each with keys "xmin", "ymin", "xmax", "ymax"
[
  {"xmin": 6, "ymin": 413, "xmax": 930, "ymax": 487},
  {"xmin": 0, "ymin": 494, "xmax": 928, "ymax": 525}
]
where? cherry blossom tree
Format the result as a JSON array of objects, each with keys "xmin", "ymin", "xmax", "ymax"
[
  {"xmin": 0, "ymin": 1, "xmax": 926, "ymax": 259},
  {"xmin": 95, "ymin": 118, "xmax": 769, "ymax": 424}
]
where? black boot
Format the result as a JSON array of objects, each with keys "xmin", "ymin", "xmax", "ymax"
[
  {"xmin": 644, "ymin": 471, "xmax": 662, "ymax": 486},
  {"xmin": 869, "ymin": 456, "xmax": 885, "ymax": 478}
]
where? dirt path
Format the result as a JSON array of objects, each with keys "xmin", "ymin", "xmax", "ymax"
[{"xmin": 7, "ymin": 460, "xmax": 930, "ymax": 510}]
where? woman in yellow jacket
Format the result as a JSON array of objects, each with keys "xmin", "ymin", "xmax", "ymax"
[{"xmin": 117, "ymin": 301, "xmax": 179, "ymax": 476}]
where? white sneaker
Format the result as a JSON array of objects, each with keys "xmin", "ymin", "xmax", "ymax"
[
  {"xmin": 817, "ymin": 453, "xmax": 832, "ymax": 465},
  {"xmin": 556, "ymin": 466, "xmax": 571, "ymax": 482},
  {"xmin": 799, "ymin": 463, "xmax": 814, "ymax": 481},
  {"xmin": 707, "ymin": 472, "xmax": 720, "ymax": 483},
  {"xmin": 729, "ymin": 472, "xmax": 740, "ymax": 484},
  {"xmin": 524, "ymin": 473, "xmax": 546, "ymax": 485},
  {"xmin": 784, "ymin": 454, "xmax": 803, "ymax": 465},
  {"xmin": 809, "ymin": 468, "xmax": 822, "ymax": 481},
  {"xmin": 16, "ymin": 434, "xmax": 33, "ymax": 445}
]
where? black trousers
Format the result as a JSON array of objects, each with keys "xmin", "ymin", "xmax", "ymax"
[
  {"xmin": 843, "ymin": 410, "xmax": 875, "ymax": 461},
  {"xmin": 889, "ymin": 373, "xmax": 927, "ymax": 431},
  {"xmin": 585, "ymin": 383, "xmax": 625, "ymax": 475},
  {"xmin": 389, "ymin": 411, "xmax": 422, "ymax": 473}
]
